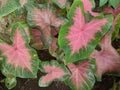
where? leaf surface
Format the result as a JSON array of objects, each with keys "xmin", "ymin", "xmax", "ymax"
[
  {"xmin": 58, "ymin": 0, "xmax": 112, "ymax": 63},
  {"xmin": 91, "ymin": 32, "xmax": 120, "ymax": 80},
  {"xmin": 65, "ymin": 59, "xmax": 96, "ymax": 90},
  {"xmin": 0, "ymin": 23, "xmax": 39, "ymax": 78},
  {"xmin": 52, "ymin": 0, "xmax": 67, "ymax": 9},
  {"xmin": 0, "ymin": 0, "xmax": 20, "ymax": 18},
  {"xmin": 81, "ymin": 0, "xmax": 99, "ymax": 16},
  {"xmin": 39, "ymin": 61, "xmax": 70, "ymax": 87},
  {"xmin": 27, "ymin": 6, "xmax": 64, "ymax": 47}
]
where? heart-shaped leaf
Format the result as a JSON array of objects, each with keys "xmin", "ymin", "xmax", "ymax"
[
  {"xmin": 27, "ymin": 5, "xmax": 65, "ymax": 48},
  {"xmin": 0, "ymin": 22, "xmax": 39, "ymax": 78},
  {"xmin": 58, "ymin": 0, "xmax": 113, "ymax": 64},
  {"xmin": 39, "ymin": 61, "xmax": 70, "ymax": 87},
  {"xmin": 65, "ymin": 59, "xmax": 96, "ymax": 90},
  {"xmin": 91, "ymin": 32, "xmax": 120, "ymax": 80}
]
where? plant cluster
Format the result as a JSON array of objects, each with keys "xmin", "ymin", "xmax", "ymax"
[{"xmin": 0, "ymin": 0, "xmax": 120, "ymax": 90}]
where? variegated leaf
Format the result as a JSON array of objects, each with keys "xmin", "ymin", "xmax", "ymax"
[
  {"xmin": 27, "ymin": 6, "xmax": 65, "ymax": 48},
  {"xmin": 39, "ymin": 61, "xmax": 70, "ymax": 87},
  {"xmin": 65, "ymin": 59, "xmax": 96, "ymax": 90},
  {"xmin": 0, "ymin": 22, "xmax": 39, "ymax": 78},
  {"xmin": 58, "ymin": 0, "xmax": 113, "ymax": 64},
  {"xmin": 91, "ymin": 32, "xmax": 120, "ymax": 80}
]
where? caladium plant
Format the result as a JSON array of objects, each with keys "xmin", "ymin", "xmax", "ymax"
[
  {"xmin": 0, "ymin": 22, "xmax": 39, "ymax": 78},
  {"xmin": 65, "ymin": 59, "xmax": 96, "ymax": 90},
  {"xmin": 90, "ymin": 32, "xmax": 120, "ymax": 80},
  {"xmin": 58, "ymin": 0, "xmax": 112, "ymax": 64},
  {"xmin": 39, "ymin": 61, "xmax": 70, "ymax": 87},
  {"xmin": 0, "ymin": 0, "xmax": 120, "ymax": 90}
]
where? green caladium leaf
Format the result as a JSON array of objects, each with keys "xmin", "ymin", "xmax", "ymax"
[
  {"xmin": 52, "ymin": 0, "xmax": 68, "ymax": 9},
  {"xmin": 39, "ymin": 61, "xmax": 70, "ymax": 87},
  {"xmin": 0, "ymin": 22, "xmax": 39, "ymax": 78},
  {"xmin": 5, "ymin": 77, "xmax": 17, "ymax": 89},
  {"xmin": 0, "ymin": 0, "xmax": 20, "ymax": 18},
  {"xmin": 112, "ymin": 14, "xmax": 120, "ymax": 40},
  {"xmin": 65, "ymin": 59, "xmax": 96, "ymax": 90},
  {"xmin": 100, "ymin": 0, "xmax": 108, "ymax": 7},
  {"xmin": 109, "ymin": 0, "xmax": 120, "ymax": 8},
  {"xmin": 58, "ymin": 0, "xmax": 113, "ymax": 64}
]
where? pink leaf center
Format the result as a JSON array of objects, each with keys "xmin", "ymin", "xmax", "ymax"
[
  {"xmin": 66, "ymin": 7, "xmax": 107, "ymax": 54},
  {"xmin": 41, "ymin": 65, "xmax": 65, "ymax": 84},
  {"xmin": 0, "ymin": 29, "xmax": 32, "ymax": 71}
]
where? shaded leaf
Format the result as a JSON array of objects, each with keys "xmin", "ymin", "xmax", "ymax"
[
  {"xmin": 58, "ymin": 0, "xmax": 113, "ymax": 64},
  {"xmin": 65, "ymin": 59, "xmax": 96, "ymax": 90},
  {"xmin": 31, "ymin": 29, "xmax": 46, "ymax": 50},
  {"xmin": 27, "ymin": 6, "xmax": 65, "ymax": 47},
  {"xmin": 91, "ymin": 32, "xmax": 120, "ymax": 80},
  {"xmin": 0, "ymin": 0, "xmax": 20, "ymax": 18},
  {"xmin": 39, "ymin": 61, "xmax": 70, "ymax": 87},
  {"xmin": 104, "ymin": 3, "xmax": 120, "ymax": 17},
  {"xmin": 99, "ymin": 0, "xmax": 108, "ymax": 7},
  {"xmin": 0, "ymin": 22, "xmax": 39, "ymax": 78},
  {"xmin": 5, "ymin": 77, "xmax": 17, "ymax": 89},
  {"xmin": 52, "ymin": 0, "xmax": 68, "ymax": 9}
]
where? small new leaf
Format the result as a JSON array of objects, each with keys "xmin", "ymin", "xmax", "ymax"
[{"xmin": 39, "ymin": 61, "xmax": 70, "ymax": 87}]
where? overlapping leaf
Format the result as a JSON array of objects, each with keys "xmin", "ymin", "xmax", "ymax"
[
  {"xmin": 0, "ymin": 22, "xmax": 39, "ymax": 78},
  {"xmin": 27, "ymin": 5, "xmax": 65, "ymax": 48},
  {"xmin": 39, "ymin": 61, "xmax": 70, "ymax": 87},
  {"xmin": 91, "ymin": 32, "xmax": 120, "ymax": 80},
  {"xmin": 31, "ymin": 29, "xmax": 46, "ymax": 50},
  {"xmin": 65, "ymin": 59, "xmax": 96, "ymax": 90},
  {"xmin": 52, "ymin": 0, "xmax": 68, "ymax": 9},
  {"xmin": 58, "ymin": 0, "xmax": 113, "ymax": 64},
  {"xmin": 81, "ymin": 0, "xmax": 99, "ymax": 16},
  {"xmin": 104, "ymin": 3, "xmax": 120, "ymax": 17},
  {"xmin": 0, "ymin": 0, "xmax": 20, "ymax": 18}
]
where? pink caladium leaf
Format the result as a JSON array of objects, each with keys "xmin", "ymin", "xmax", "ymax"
[
  {"xmin": 65, "ymin": 59, "xmax": 96, "ymax": 90},
  {"xmin": 91, "ymin": 32, "xmax": 120, "ymax": 80},
  {"xmin": 81, "ymin": 0, "xmax": 99, "ymax": 16},
  {"xmin": 0, "ymin": 22, "xmax": 39, "ymax": 78},
  {"xmin": 58, "ymin": 0, "xmax": 113, "ymax": 64},
  {"xmin": 39, "ymin": 61, "xmax": 70, "ymax": 87},
  {"xmin": 104, "ymin": 3, "xmax": 120, "ymax": 17},
  {"xmin": 31, "ymin": 29, "xmax": 46, "ymax": 50},
  {"xmin": 52, "ymin": 0, "xmax": 68, "ymax": 9},
  {"xmin": 27, "ymin": 6, "xmax": 65, "ymax": 48}
]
